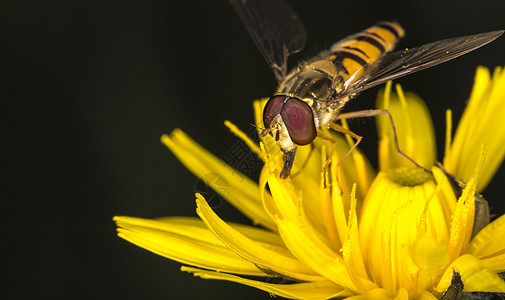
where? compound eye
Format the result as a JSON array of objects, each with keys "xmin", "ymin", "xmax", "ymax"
[
  {"xmin": 263, "ymin": 95, "xmax": 286, "ymax": 128},
  {"xmin": 281, "ymin": 98, "xmax": 316, "ymax": 145}
]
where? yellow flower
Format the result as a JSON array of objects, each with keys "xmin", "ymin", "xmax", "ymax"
[
  {"xmin": 444, "ymin": 66, "xmax": 505, "ymax": 192},
  {"xmin": 114, "ymin": 66, "xmax": 505, "ymax": 299}
]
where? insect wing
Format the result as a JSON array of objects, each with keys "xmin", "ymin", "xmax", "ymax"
[
  {"xmin": 230, "ymin": 0, "xmax": 307, "ymax": 82},
  {"xmin": 339, "ymin": 30, "xmax": 504, "ymax": 97}
]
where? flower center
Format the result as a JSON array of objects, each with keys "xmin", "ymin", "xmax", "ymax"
[{"xmin": 385, "ymin": 167, "xmax": 432, "ymax": 186}]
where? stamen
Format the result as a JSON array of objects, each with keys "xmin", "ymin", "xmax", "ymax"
[{"xmin": 224, "ymin": 120, "xmax": 266, "ymax": 162}]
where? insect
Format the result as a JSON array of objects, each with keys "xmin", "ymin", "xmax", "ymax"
[{"xmin": 231, "ymin": 0, "xmax": 503, "ymax": 179}]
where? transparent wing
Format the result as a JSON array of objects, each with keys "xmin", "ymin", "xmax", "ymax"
[
  {"xmin": 339, "ymin": 30, "xmax": 504, "ymax": 97},
  {"xmin": 230, "ymin": 0, "xmax": 307, "ymax": 82}
]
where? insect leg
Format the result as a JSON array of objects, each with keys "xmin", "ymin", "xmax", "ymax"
[
  {"xmin": 335, "ymin": 109, "xmax": 432, "ymax": 174},
  {"xmin": 280, "ymin": 147, "xmax": 297, "ymax": 179},
  {"xmin": 315, "ymin": 131, "xmax": 338, "ymax": 187},
  {"xmin": 326, "ymin": 122, "xmax": 363, "ymax": 169}
]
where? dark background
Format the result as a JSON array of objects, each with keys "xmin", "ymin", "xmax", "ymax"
[{"xmin": 2, "ymin": 0, "xmax": 504, "ymax": 299}]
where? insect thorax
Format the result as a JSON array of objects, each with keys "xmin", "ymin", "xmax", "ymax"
[{"xmin": 276, "ymin": 66, "xmax": 346, "ymax": 128}]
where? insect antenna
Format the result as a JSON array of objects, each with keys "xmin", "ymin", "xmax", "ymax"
[{"xmin": 249, "ymin": 123, "xmax": 271, "ymax": 137}]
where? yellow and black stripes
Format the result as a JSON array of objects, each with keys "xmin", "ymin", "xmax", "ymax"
[
  {"xmin": 328, "ymin": 21, "xmax": 404, "ymax": 85},
  {"xmin": 278, "ymin": 21, "xmax": 405, "ymax": 105},
  {"xmin": 374, "ymin": 21, "xmax": 404, "ymax": 39}
]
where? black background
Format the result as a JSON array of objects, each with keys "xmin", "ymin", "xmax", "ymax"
[{"xmin": 2, "ymin": 0, "xmax": 505, "ymax": 299}]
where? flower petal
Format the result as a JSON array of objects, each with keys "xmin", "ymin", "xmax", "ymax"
[
  {"xmin": 161, "ymin": 130, "xmax": 276, "ymax": 230},
  {"xmin": 431, "ymin": 167, "xmax": 457, "ymax": 225},
  {"xmin": 344, "ymin": 287, "xmax": 417, "ymax": 300},
  {"xmin": 444, "ymin": 66, "xmax": 505, "ymax": 192},
  {"xmin": 447, "ymin": 151, "xmax": 481, "ymax": 260},
  {"xmin": 376, "ymin": 82, "xmax": 436, "ymax": 171},
  {"xmin": 359, "ymin": 172, "xmax": 453, "ymax": 292},
  {"xmin": 195, "ymin": 193, "xmax": 323, "ymax": 282},
  {"xmin": 267, "ymin": 172, "xmax": 332, "ymax": 247},
  {"xmin": 181, "ymin": 266, "xmax": 351, "ymax": 300},
  {"xmin": 276, "ymin": 215, "xmax": 376, "ymax": 294},
  {"xmin": 468, "ymin": 213, "xmax": 505, "ymax": 272},
  {"xmin": 409, "ymin": 233, "xmax": 449, "ymax": 293},
  {"xmin": 435, "ymin": 254, "xmax": 505, "ymax": 294},
  {"xmin": 341, "ymin": 184, "xmax": 372, "ymax": 292},
  {"xmin": 114, "ymin": 216, "xmax": 263, "ymax": 275}
]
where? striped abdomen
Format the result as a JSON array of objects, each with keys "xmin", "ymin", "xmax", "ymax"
[
  {"xmin": 329, "ymin": 21, "xmax": 405, "ymax": 88},
  {"xmin": 275, "ymin": 21, "xmax": 405, "ymax": 124}
]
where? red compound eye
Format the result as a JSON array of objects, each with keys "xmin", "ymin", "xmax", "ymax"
[
  {"xmin": 263, "ymin": 95, "xmax": 286, "ymax": 128},
  {"xmin": 281, "ymin": 98, "xmax": 316, "ymax": 145}
]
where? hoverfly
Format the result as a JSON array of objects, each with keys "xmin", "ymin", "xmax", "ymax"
[{"xmin": 231, "ymin": 0, "xmax": 503, "ymax": 179}]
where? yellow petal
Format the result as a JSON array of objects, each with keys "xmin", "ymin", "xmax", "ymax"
[
  {"xmin": 468, "ymin": 213, "xmax": 505, "ymax": 272},
  {"xmin": 161, "ymin": 129, "xmax": 276, "ymax": 230},
  {"xmin": 195, "ymin": 193, "xmax": 323, "ymax": 281},
  {"xmin": 359, "ymin": 172, "xmax": 453, "ymax": 293},
  {"xmin": 435, "ymin": 254, "xmax": 505, "ymax": 294},
  {"xmin": 259, "ymin": 162, "xmax": 281, "ymax": 220},
  {"xmin": 376, "ymin": 82, "xmax": 436, "ymax": 171},
  {"xmin": 320, "ymin": 157, "xmax": 341, "ymax": 250},
  {"xmin": 444, "ymin": 66, "xmax": 505, "ymax": 192},
  {"xmin": 447, "ymin": 150, "xmax": 481, "ymax": 260},
  {"xmin": 267, "ymin": 172, "xmax": 334, "ymax": 247},
  {"xmin": 341, "ymin": 184, "xmax": 370, "ymax": 291},
  {"xmin": 393, "ymin": 288, "xmax": 410, "ymax": 300},
  {"xmin": 345, "ymin": 287, "xmax": 415, "ymax": 300},
  {"xmin": 431, "ymin": 167, "xmax": 457, "ymax": 223},
  {"xmin": 113, "ymin": 216, "xmax": 263, "ymax": 275},
  {"xmin": 416, "ymin": 290, "xmax": 439, "ymax": 300},
  {"xmin": 182, "ymin": 266, "xmax": 352, "ymax": 300},
  {"xmin": 409, "ymin": 233, "xmax": 449, "ymax": 293},
  {"xmin": 276, "ymin": 216, "xmax": 376, "ymax": 294}
]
